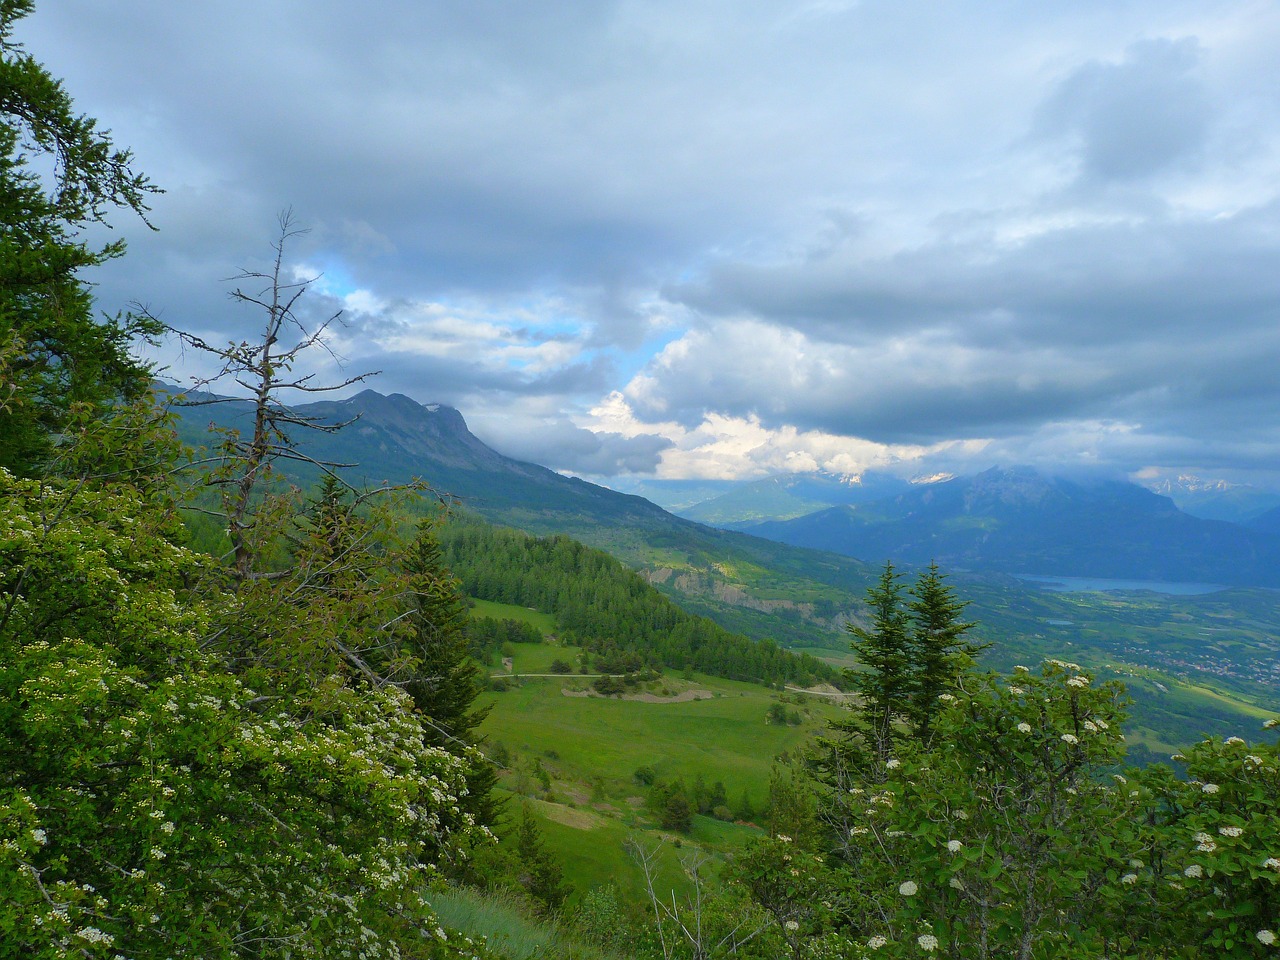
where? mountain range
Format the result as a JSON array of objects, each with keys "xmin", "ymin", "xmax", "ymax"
[
  {"xmin": 169, "ymin": 386, "xmax": 1280, "ymax": 590},
  {"xmin": 1143, "ymin": 475, "xmax": 1280, "ymax": 524},
  {"xmin": 726, "ymin": 467, "xmax": 1280, "ymax": 587},
  {"xmin": 166, "ymin": 386, "xmax": 883, "ymax": 647}
]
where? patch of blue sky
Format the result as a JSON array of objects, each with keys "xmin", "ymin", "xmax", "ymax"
[
  {"xmin": 304, "ymin": 260, "xmax": 360, "ymax": 300},
  {"xmin": 613, "ymin": 330, "xmax": 684, "ymax": 383}
]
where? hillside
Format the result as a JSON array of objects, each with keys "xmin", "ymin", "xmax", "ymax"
[
  {"xmin": 440, "ymin": 518, "xmax": 837, "ymax": 687},
  {"xmin": 166, "ymin": 384, "xmax": 881, "ymax": 646}
]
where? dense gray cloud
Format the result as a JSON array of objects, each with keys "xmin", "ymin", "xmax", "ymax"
[
  {"xmin": 472, "ymin": 419, "xmax": 674, "ymax": 477},
  {"xmin": 1036, "ymin": 38, "xmax": 1212, "ymax": 184},
  {"xmin": 651, "ymin": 202, "xmax": 1280, "ymax": 453},
  {"xmin": 17, "ymin": 1, "xmax": 1280, "ymax": 485}
]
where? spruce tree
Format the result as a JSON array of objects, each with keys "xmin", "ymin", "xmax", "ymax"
[
  {"xmin": 907, "ymin": 561, "xmax": 983, "ymax": 738},
  {"xmin": 846, "ymin": 561, "xmax": 913, "ymax": 760},
  {"xmin": 403, "ymin": 519, "xmax": 498, "ymax": 828},
  {"xmin": 514, "ymin": 803, "xmax": 568, "ymax": 911}
]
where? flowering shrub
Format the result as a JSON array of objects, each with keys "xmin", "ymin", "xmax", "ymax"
[
  {"xmin": 733, "ymin": 832, "xmax": 837, "ymax": 960},
  {"xmin": 0, "ymin": 473, "xmax": 484, "ymax": 958},
  {"xmin": 1135, "ymin": 732, "xmax": 1280, "ymax": 956},
  {"xmin": 815, "ymin": 660, "xmax": 1141, "ymax": 958}
]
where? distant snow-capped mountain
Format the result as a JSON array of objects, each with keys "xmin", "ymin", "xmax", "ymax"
[{"xmin": 1138, "ymin": 474, "xmax": 1280, "ymax": 524}]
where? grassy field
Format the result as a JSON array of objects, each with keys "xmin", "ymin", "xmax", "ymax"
[
  {"xmin": 477, "ymin": 642, "xmax": 850, "ymax": 903},
  {"xmin": 481, "ymin": 648, "xmax": 844, "ymax": 803},
  {"xmin": 471, "ymin": 598, "xmax": 557, "ymax": 633},
  {"xmin": 466, "ymin": 594, "xmax": 1280, "ymax": 906}
]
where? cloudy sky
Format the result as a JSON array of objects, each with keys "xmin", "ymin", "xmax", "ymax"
[{"xmin": 21, "ymin": 1, "xmax": 1280, "ymax": 488}]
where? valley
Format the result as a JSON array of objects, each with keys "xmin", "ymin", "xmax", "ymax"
[
  {"xmin": 167, "ymin": 385, "xmax": 1280, "ymax": 750},
  {"xmin": 466, "ymin": 606, "xmax": 852, "ymax": 907}
]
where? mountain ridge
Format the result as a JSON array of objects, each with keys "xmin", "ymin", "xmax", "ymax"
[{"xmin": 736, "ymin": 466, "xmax": 1280, "ymax": 587}]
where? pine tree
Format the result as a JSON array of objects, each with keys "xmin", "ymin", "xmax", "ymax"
[
  {"xmin": 907, "ymin": 560, "xmax": 984, "ymax": 738},
  {"xmin": 846, "ymin": 561, "xmax": 913, "ymax": 760},
  {"xmin": 514, "ymin": 803, "xmax": 568, "ymax": 911},
  {"xmin": 403, "ymin": 519, "xmax": 498, "ymax": 828}
]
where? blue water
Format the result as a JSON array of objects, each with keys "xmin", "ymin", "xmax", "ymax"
[{"xmin": 1016, "ymin": 575, "xmax": 1227, "ymax": 596}]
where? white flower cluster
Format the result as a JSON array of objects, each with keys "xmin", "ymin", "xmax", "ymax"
[
  {"xmin": 946, "ymin": 840, "xmax": 963, "ymax": 853},
  {"xmin": 867, "ymin": 935, "xmax": 888, "ymax": 949},
  {"xmin": 1219, "ymin": 826, "xmax": 1244, "ymax": 838},
  {"xmin": 1061, "ymin": 733, "xmax": 1079, "ymax": 745},
  {"xmin": 74, "ymin": 927, "xmax": 114, "ymax": 945},
  {"xmin": 1184, "ymin": 864, "xmax": 1203, "ymax": 878},
  {"xmin": 1202, "ymin": 783, "xmax": 1220, "ymax": 794},
  {"xmin": 1017, "ymin": 722, "xmax": 1032, "ymax": 734},
  {"xmin": 918, "ymin": 933, "xmax": 939, "ymax": 952},
  {"xmin": 899, "ymin": 880, "xmax": 918, "ymax": 896}
]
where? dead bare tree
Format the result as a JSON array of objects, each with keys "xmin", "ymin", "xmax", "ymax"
[
  {"xmin": 628, "ymin": 838, "xmax": 769, "ymax": 960},
  {"xmin": 143, "ymin": 213, "xmax": 434, "ymax": 693},
  {"xmin": 169, "ymin": 209, "xmax": 377, "ymax": 581}
]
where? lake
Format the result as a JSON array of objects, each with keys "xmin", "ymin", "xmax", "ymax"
[{"xmin": 1015, "ymin": 574, "xmax": 1228, "ymax": 596}]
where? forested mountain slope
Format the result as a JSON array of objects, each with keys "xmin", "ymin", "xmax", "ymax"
[
  {"xmin": 167, "ymin": 386, "xmax": 1280, "ymax": 748},
  {"xmin": 440, "ymin": 518, "xmax": 836, "ymax": 687}
]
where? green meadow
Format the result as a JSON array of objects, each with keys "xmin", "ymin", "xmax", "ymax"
[
  {"xmin": 476, "ymin": 612, "xmax": 851, "ymax": 902},
  {"xmin": 471, "ymin": 598, "xmax": 558, "ymax": 633},
  {"xmin": 481, "ymin": 645, "xmax": 845, "ymax": 801}
]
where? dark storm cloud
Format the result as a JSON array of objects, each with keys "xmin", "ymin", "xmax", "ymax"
[
  {"xmin": 1035, "ymin": 38, "xmax": 1212, "ymax": 184},
  {"xmin": 18, "ymin": 2, "xmax": 1280, "ymax": 483},
  {"xmin": 674, "ymin": 201, "xmax": 1280, "ymax": 346},
  {"xmin": 651, "ymin": 192, "xmax": 1280, "ymax": 451}
]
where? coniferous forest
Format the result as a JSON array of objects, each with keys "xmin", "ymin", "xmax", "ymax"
[
  {"xmin": 3, "ymin": 3, "xmax": 1280, "ymax": 957},
  {"xmin": 442, "ymin": 518, "xmax": 835, "ymax": 688}
]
